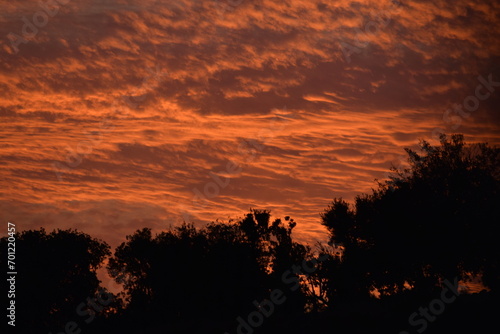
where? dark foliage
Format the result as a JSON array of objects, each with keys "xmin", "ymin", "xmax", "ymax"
[{"xmin": 2, "ymin": 134, "xmax": 499, "ymax": 333}]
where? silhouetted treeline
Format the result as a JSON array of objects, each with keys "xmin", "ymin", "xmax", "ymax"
[{"xmin": 2, "ymin": 134, "xmax": 499, "ymax": 334}]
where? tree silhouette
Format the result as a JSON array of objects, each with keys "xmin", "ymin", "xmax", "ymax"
[
  {"xmin": 4, "ymin": 134, "xmax": 499, "ymax": 333},
  {"xmin": 0, "ymin": 228, "xmax": 110, "ymax": 333},
  {"xmin": 106, "ymin": 210, "xmax": 312, "ymax": 333},
  {"xmin": 321, "ymin": 134, "xmax": 500, "ymax": 301}
]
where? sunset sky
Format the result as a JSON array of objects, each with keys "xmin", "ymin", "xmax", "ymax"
[{"xmin": 1, "ymin": 0, "xmax": 500, "ymax": 248}]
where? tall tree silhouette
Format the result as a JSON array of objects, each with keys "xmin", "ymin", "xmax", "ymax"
[{"xmin": 320, "ymin": 134, "xmax": 500, "ymax": 301}]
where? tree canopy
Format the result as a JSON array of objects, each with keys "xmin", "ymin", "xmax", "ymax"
[
  {"xmin": 0, "ymin": 228, "xmax": 110, "ymax": 333},
  {"xmin": 321, "ymin": 134, "xmax": 500, "ymax": 300},
  {"xmin": 2, "ymin": 134, "xmax": 498, "ymax": 333},
  {"xmin": 106, "ymin": 210, "xmax": 312, "ymax": 332}
]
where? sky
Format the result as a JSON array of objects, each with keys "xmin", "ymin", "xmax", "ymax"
[{"xmin": 1, "ymin": 0, "xmax": 500, "ymax": 249}]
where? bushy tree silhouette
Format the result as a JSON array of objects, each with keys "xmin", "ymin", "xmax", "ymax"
[
  {"xmin": 0, "ymin": 228, "xmax": 110, "ymax": 333},
  {"xmin": 321, "ymin": 133, "xmax": 500, "ymax": 299},
  {"xmin": 106, "ymin": 210, "xmax": 312, "ymax": 333}
]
